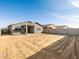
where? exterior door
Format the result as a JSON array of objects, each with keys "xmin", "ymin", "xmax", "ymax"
[
  {"xmin": 21, "ymin": 25, "xmax": 26, "ymax": 34},
  {"xmin": 27, "ymin": 26, "xmax": 34, "ymax": 33}
]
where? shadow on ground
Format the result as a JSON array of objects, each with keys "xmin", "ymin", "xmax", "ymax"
[{"xmin": 26, "ymin": 36, "xmax": 79, "ymax": 59}]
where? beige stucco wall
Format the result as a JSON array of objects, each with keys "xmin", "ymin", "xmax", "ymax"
[{"xmin": 34, "ymin": 24, "xmax": 43, "ymax": 33}]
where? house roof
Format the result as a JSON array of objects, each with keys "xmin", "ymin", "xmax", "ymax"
[
  {"xmin": 35, "ymin": 22, "xmax": 43, "ymax": 27},
  {"xmin": 42, "ymin": 24, "xmax": 55, "ymax": 27},
  {"xmin": 8, "ymin": 21, "xmax": 42, "ymax": 27},
  {"xmin": 9, "ymin": 21, "xmax": 32, "ymax": 25}
]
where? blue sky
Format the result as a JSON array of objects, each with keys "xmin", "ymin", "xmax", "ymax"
[{"xmin": 0, "ymin": 0, "xmax": 79, "ymax": 28}]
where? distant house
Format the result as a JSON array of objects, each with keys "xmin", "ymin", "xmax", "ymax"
[
  {"xmin": 42, "ymin": 24, "xmax": 69, "ymax": 33},
  {"xmin": 8, "ymin": 21, "xmax": 43, "ymax": 35},
  {"xmin": 43, "ymin": 24, "xmax": 68, "ymax": 29},
  {"xmin": 43, "ymin": 24, "xmax": 56, "ymax": 30},
  {"xmin": 42, "ymin": 24, "xmax": 56, "ymax": 33}
]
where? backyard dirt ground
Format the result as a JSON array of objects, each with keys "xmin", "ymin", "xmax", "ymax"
[{"xmin": 0, "ymin": 34, "xmax": 64, "ymax": 59}]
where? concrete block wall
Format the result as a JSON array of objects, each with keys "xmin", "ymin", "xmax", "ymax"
[{"xmin": 43, "ymin": 28, "xmax": 79, "ymax": 35}]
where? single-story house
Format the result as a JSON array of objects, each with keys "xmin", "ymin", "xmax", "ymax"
[
  {"xmin": 43, "ymin": 24, "xmax": 68, "ymax": 29},
  {"xmin": 43, "ymin": 24, "xmax": 56, "ymax": 29},
  {"xmin": 42, "ymin": 24, "xmax": 56, "ymax": 33},
  {"xmin": 42, "ymin": 24, "xmax": 69, "ymax": 33},
  {"xmin": 8, "ymin": 21, "xmax": 43, "ymax": 35}
]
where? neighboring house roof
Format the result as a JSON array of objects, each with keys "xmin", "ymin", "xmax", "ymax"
[
  {"xmin": 8, "ymin": 21, "xmax": 43, "ymax": 27},
  {"xmin": 42, "ymin": 24, "xmax": 55, "ymax": 27},
  {"xmin": 55, "ymin": 25, "xmax": 68, "ymax": 28},
  {"xmin": 35, "ymin": 22, "xmax": 43, "ymax": 27},
  {"xmin": 42, "ymin": 24, "xmax": 69, "ymax": 29},
  {"xmin": 9, "ymin": 21, "xmax": 32, "ymax": 26}
]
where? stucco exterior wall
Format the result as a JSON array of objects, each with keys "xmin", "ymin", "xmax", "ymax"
[
  {"xmin": 34, "ymin": 24, "xmax": 43, "ymax": 33},
  {"xmin": 10, "ymin": 25, "xmax": 21, "ymax": 35}
]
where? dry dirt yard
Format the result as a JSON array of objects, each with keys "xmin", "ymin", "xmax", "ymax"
[{"xmin": 0, "ymin": 34, "xmax": 64, "ymax": 59}]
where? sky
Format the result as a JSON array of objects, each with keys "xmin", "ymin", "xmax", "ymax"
[{"xmin": 0, "ymin": 0, "xmax": 79, "ymax": 28}]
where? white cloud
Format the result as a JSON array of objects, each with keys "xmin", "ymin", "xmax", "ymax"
[
  {"xmin": 53, "ymin": 13, "xmax": 79, "ymax": 22},
  {"xmin": 62, "ymin": 16, "xmax": 79, "ymax": 22},
  {"xmin": 70, "ymin": 0, "xmax": 79, "ymax": 8},
  {"xmin": 51, "ymin": 13, "xmax": 79, "ymax": 28}
]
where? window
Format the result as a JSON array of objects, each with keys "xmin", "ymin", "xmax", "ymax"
[
  {"xmin": 13, "ymin": 28, "xmax": 21, "ymax": 32},
  {"xmin": 48, "ymin": 27, "xmax": 52, "ymax": 29},
  {"xmin": 13, "ymin": 26, "xmax": 21, "ymax": 32},
  {"xmin": 44, "ymin": 27, "xmax": 47, "ymax": 29}
]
